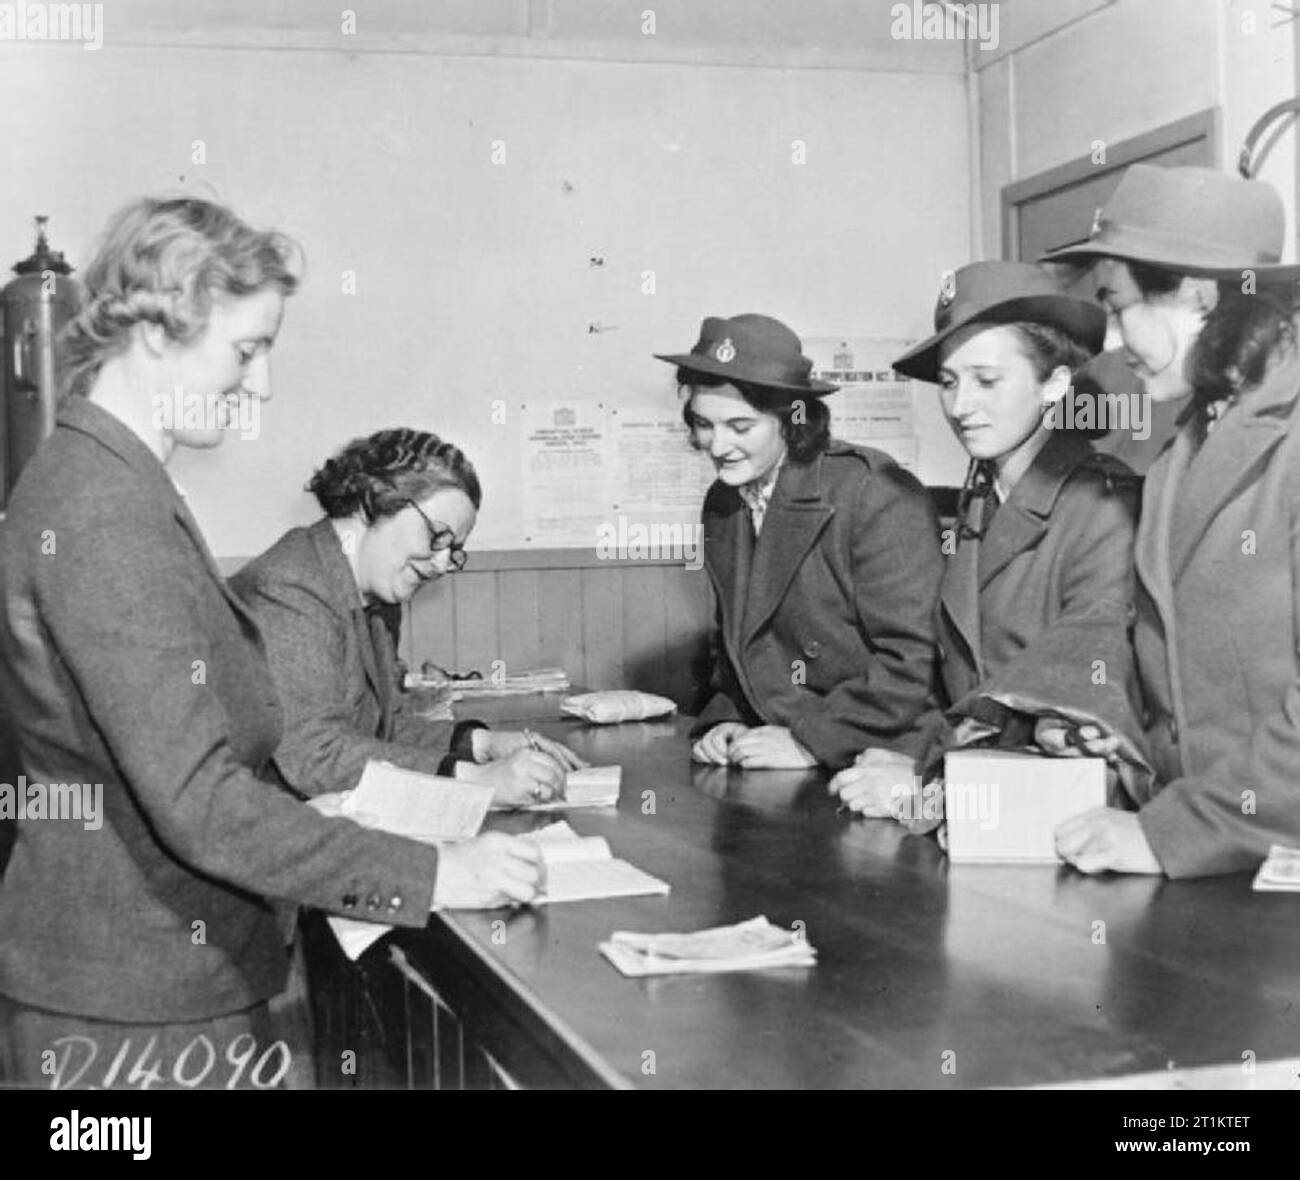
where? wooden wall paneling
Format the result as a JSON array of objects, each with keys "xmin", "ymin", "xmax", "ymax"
[
  {"xmin": 537, "ymin": 568, "xmax": 584, "ymax": 682},
  {"xmin": 620, "ymin": 566, "xmax": 668, "ymax": 699},
  {"xmin": 579, "ymin": 566, "xmax": 624, "ymax": 692},
  {"xmin": 496, "ymin": 569, "xmax": 542, "ymax": 676},
  {"xmin": 403, "ymin": 578, "xmax": 458, "ymax": 672},
  {"xmin": 658, "ymin": 565, "xmax": 714, "ymax": 711},
  {"xmin": 447, "ymin": 570, "xmax": 500, "ymax": 677}
]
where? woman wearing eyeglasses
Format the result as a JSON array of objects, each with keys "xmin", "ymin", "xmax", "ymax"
[
  {"xmin": 0, "ymin": 198, "xmax": 544, "ymax": 1090},
  {"xmin": 231, "ymin": 428, "xmax": 585, "ymax": 808}
]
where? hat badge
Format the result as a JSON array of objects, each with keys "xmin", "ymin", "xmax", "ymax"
[
  {"xmin": 714, "ymin": 337, "xmax": 736, "ymax": 363},
  {"xmin": 938, "ymin": 269, "xmax": 957, "ymax": 307},
  {"xmin": 1090, "ymin": 205, "xmax": 1104, "ymax": 237}
]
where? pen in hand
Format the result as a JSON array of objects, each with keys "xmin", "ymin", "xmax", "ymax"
[{"xmin": 523, "ymin": 729, "xmax": 566, "ymax": 801}]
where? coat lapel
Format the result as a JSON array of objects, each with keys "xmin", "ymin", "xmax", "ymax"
[
  {"xmin": 939, "ymin": 464, "xmax": 984, "ymax": 679},
  {"xmin": 1168, "ymin": 409, "xmax": 1291, "ymax": 581},
  {"xmin": 54, "ymin": 398, "xmax": 263, "ymax": 634},
  {"xmin": 977, "ymin": 431, "xmax": 1093, "ymax": 588},
  {"xmin": 170, "ymin": 501, "xmax": 263, "ymax": 634},
  {"xmin": 702, "ymin": 485, "xmax": 750, "ymax": 655},
  {"xmin": 1133, "ymin": 428, "xmax": 1185, "ymax": 635},
  {"xmin": 304, "ymin": 519, "xmax": 388, "ymax": 712},
  {"xmin": 741, "ymin": 457, "xmax": 833, "ymax": 644}
]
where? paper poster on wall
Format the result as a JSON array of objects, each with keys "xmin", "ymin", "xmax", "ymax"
[
  {"xmin": 609, "ymin": 405, "xmax": 714, "ymax": 514},
  {"xmin": 519, "ymin": 400, "xmax": 611, "ymax": 545},
  {"xmin": 805, "ymin": 337, "xmax": 920, "ymax": 473}
]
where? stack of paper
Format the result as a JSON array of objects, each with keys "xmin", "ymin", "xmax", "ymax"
[
  {"xmin": 599, "ymin": 915, "xmax": 817, "ymax": 977},
  {"xmin": 1252, "ymin": 844, "xmax": 1300, "ymax": 892},
  {"xmin": 526, "ymin": 821, "xmax": 669, "ymax": 904},
  {"xmin": 443, "ymin": 667, "xmax": 570, "ymax": 700},
  {"xmin": 493, "ymin": 765, "xmax": 621, "ymax": 812},
  {"xmin": 308, "ymin": 760, "xmax": 494, "ymax": 960}
]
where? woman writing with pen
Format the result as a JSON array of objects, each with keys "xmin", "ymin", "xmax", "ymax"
[{"xmin": 231, "ymin": 428, "xmax": 587, "ymax": 808}]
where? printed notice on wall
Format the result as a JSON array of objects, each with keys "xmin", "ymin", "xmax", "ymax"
[
  {"xmin": 520, "ymin": 400, "xmax": 611, "ymax": 545},
  {"xmin": 609, "ymin": 405, "xmax": 714, "ymax": 514},
  {"xmin": 805, "ymin": 337, "xmax": 920, "ymax": 473}
]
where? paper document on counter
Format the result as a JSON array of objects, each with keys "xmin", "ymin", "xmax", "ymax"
[
  {"xmin": 599, "ymin": 915, "xmax": 817, "ymax": 977},
  {"xmin": 309, "ymin": 760, "xmax": 493, "ymax": 960},
  {"xmin": 1253, "ymin": 844, "xmax": 1300, "ymax": 892}
]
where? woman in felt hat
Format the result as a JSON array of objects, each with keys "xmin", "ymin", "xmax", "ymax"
[
  {"xmin": 654, "ymin": 314, "xmax": 944, "ymax": 771},
  {"xmin": 829, "ymin": 261, "xmax": 1145, "ymax": 820},
  {"xmin": 1038, "ymin": 164, "xmax": 1300, "ymax": 877}
]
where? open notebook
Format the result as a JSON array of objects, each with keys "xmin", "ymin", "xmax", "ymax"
[
  {"xmin": 307, "ymin": 760, "xmax": 494, "ymax": 960},
  {"xmin": 528, "ymin": 821, "xmax": 669, "ymax": 904}
]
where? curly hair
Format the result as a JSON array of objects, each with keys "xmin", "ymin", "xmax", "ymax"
[
  {"xmin": 308, "ymin": 428, "xmax": 482, "ymax": 522},
  {"xmin": 676, "ymin": 367, "xmax": 832, "ymax": 463},
  {"xmin": 59, "ymin": 196, "xmax": 302, "ymax": 398}
]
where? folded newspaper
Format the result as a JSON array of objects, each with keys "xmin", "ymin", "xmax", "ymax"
[{"xmin": 599, "ymin": 915, "xmax": 816, "ymax": 977}]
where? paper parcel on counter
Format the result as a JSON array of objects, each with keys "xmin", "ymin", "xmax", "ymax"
[{"xmin": 943, "ymin": 749, "xmax": 1106, "ymax": 863}]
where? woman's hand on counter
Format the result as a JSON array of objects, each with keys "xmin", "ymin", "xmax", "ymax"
[
  {"xmin": 829, "ymin": 747, "xmax": 916, "ymax": 817},
  {"xmin": 468, "ymin": 747, "xmax": 568, "ymax": 807},
  {"xmin": 431, "ymin": 832, "xmax": 545, "ymax": 909},
  {"xmin": 1055, "ymin": 807, "xmax": 1162, "ymax": 875},
  {"xmin": 727, "ymin": 726, "xmax": 817, "ymax": 769},
  {"xmin": 691, "ymin": 722, "xmax": 749, "ymax": 764}
]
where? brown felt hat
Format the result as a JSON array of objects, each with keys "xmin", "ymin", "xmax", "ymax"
[
  {"xmin": 655, "ymin": 314, "xmax": 838, "ymax": 396},
  {"xmin": 893, "ymin": 261, "xmax": 1107, "ymax": 384},
  {"xmin": 1039, "ymin": 163, "xmax": 1300, "ymax": 281}
]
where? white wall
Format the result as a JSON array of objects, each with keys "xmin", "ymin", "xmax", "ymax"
[
  {"xmin": 978, "ymin": 0, "xmax": 1297, "ymax": 258},
  {"xmin": 0, "ymin": 32, "xmax": 973, "ymax": 555}
]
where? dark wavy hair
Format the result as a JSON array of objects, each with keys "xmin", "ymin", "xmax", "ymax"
[
  {"xmin": 1127, "ymin": 261, "xmax": 1300, "ymax": 407},
  {"xmin": 60, "ymin": 196, "xmax": 302, "ymax": 398},
  {"xmin": 308, "ymin": 428, "xmax": 482, "ymax": 522},
  {"xmin": 676, "ymin": 367, "xmax": 831, "ymax": 463}
]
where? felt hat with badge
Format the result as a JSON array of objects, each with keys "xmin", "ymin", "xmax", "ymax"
[
  {"xmin": 1039, "ymin": 163, "xmax": 1300, "ymax": 281},
  {"xmin": 655, "ymin": 313, "xmax": 838, "ymax": 396},
  {"xmin": 893, "ymin": 260, "xmax": 1107, "ymax": 384}
]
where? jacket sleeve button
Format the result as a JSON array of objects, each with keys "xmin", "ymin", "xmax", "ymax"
[{"xmin": 342, "ymin": 891, "xmax": 359, "ymax": 908}]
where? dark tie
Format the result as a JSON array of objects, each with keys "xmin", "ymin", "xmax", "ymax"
[{"xmin": 363, "ymin": 604, "xmax": 397, "ymax": 725}]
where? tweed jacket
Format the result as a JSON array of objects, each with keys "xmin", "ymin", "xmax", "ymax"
[
  {"xmin": 0, "ymin": 398, "xmax": 440, "ymax": 1023},
  {"xmin": 1132, "ymin": 349, "xmax": 1300, "ymax": 877},
  {"xmin": 230, "ymin": 518, "xmax": 467, "ymax": 796},
  {"xmin": 695, "ymin": 440, "xmax": 944, "ymax": 769}
]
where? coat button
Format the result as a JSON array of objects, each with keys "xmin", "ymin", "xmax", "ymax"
[
  {"xmin": 804, "ymin": 639, "xmax": 822, "ymax": 659},
  {"xmin": 365, "ymin": 893, "xmax": 382, "ymax": 911},
  {"xmin": 388, "ymin": 895, "xmax": 403, "ymax": 912},
  {"xmin": 342, "ymin": 891, "xmax": 359, "ymax": 908}
]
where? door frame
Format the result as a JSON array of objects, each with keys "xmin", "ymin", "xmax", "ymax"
[{"xmin": 1000, "ymin": 107, "xmax": 1221, "ymax": 260}]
